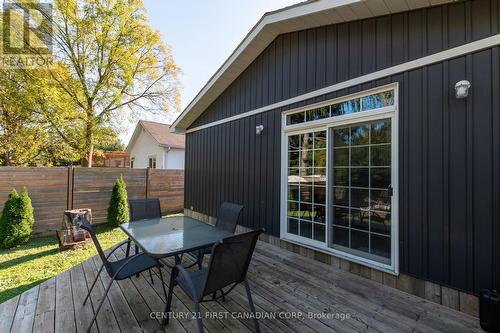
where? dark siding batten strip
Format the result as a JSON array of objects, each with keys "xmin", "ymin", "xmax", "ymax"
[
  {"xmin": 472, "ymin": 50, "xmax": 494, "ymax": 292},
  {"xmin": 465, "ymin": 52, "xmax": 474, "ymax": 292},
  {"xmin": 492, "ymin": 47, "xmax": 500, "ymax": 291}
]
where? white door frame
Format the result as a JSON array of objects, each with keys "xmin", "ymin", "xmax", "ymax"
[{"xmin": 280, "ymin": 83, "xmax": 399, "ymax": 275}]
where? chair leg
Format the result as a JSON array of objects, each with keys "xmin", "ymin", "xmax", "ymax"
[
  {"xmin": 162, "ymin": 270, "xmax": 176, "ymax": 326},
  {"xmin": 197, "ymin": 251, "xmax": 203, "ymax": 270},
  {"xmin": 194, "ymin": 300, "xmax": 204, "ymax": 333},
  {"xmin": 149, "ymin": 268, "xmax": 154, "ymax": 284},
  {"xmin": 135, "ymin": 244, "xmax": 140, "ymax": 278},
  {"xmin": 86, "ymin": 277, "xmax": 115, "ymax": 333},
  {"xmin": 244, "ymin": 279, "xmax": 260, "ymax": 333},
  {"xmin": 158, "ymin": 266, "xmax": 167, "ymax": 301},
  {"xmin": 125, "ymin": 239, "xmax": 131, "ymax": 257},
  {"xmin": 83, "ymin": 261, "xmax": 105, "ymax": 305}
]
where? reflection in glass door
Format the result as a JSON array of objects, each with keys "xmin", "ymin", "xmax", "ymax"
[
  {"xmin": 330, "ymin": 119, "xmax": 392, "ymax": 264},
  {"xmin": 287, "ymin": 130, "xmax": 327, "ymax": 243}
]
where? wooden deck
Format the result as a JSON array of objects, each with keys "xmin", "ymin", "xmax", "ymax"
[{"xmin": 0, "ymin": 241, "xmax": 481, "ymax": 333}]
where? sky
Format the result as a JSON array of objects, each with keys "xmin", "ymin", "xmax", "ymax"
[{"xmin": 121, "ymin": 0, "xmax": 302, "ymax": 143}]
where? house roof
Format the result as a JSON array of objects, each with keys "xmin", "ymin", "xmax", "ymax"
[
  {"xmin": 171, "ymin": 0, "xmax": 454, "ymax": 132},
  {"xmin": 127, "ymin": 120, "xmax": 185, "ymax": 152}
]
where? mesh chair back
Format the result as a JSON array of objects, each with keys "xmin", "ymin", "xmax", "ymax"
[
  {"xmin": 78, "ymin": 216, "xmax": 113, "ymax": 275},
  {"xmin": 129, "ymin": 199, "xmax": 161, "ymax": 221},
  {"xmin": 215, "ymin": 202, "xmax": 243, "ymax": 233},
  {"xmin": 201, "ymin": 229, "xmax": 263, "ymax": 297}
]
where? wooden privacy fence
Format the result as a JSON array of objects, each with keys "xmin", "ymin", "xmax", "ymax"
[{"xmin": 0, "ymin": 167, "xmax": 184, "ymax": 234}]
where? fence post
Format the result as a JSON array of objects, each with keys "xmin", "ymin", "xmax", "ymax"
[{"xmin": 67, "ymin": 166, "xmax": 74, "ymax": 210}]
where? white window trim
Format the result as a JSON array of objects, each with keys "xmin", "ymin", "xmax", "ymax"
[
  {"xmin": 148, "ymin": 155, "xmax": 157, "ymax": 169},
  {"xmin": 280, "ymin": 83, "xmax": 399, "ymax": 275}
]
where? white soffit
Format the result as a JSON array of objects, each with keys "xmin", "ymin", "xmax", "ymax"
[{"xmin": 171, "ymin": 0, "xmax": 455, "ymax": 132}]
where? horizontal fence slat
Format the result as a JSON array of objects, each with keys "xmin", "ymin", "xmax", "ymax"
[{"xmin": 0, "ymin": 167, "xmax": 184, "ymax": 234}]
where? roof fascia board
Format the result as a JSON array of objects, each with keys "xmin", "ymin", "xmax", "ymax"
[{"xmin": 125, "ymin": 122, "xmax": 144, "ymax": 152}]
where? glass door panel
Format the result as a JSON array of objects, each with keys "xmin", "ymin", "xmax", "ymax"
[
  {"xmin": 329, "ymin": 119, "xmax": 392, "ymax": 264},
  {"xmin": 287, "ymin": 130, "xmax": 327, "ymax": 243}
]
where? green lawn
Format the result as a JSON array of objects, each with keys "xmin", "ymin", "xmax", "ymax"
[{"xmin": 0, "ymin": 224, "xmax": 127, "ymax": 304}]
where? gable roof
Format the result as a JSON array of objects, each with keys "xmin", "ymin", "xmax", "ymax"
[
  {"xmin": 127, "ymin": 120, "xmax": 185, "ymax": 152},
  {"xmin": 171, "ymin": 0, "xmax": 454, "ymax": 132}
]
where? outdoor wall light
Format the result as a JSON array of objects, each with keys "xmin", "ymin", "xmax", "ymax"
[
  {"xmin": 256, "ymin": 125, "xmax": 264, "ymax": 135},
  {"xmin": 455, "ymin": 80, "xmax": 471, "ymax": 99}
]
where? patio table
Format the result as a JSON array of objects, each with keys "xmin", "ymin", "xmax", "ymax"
[{"xmin": 119, "ymin": 216, "xmax": 233, "ymax": 259}]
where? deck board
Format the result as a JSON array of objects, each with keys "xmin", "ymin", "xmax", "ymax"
[
  {"xmin": 33, "ymin": 278, "xmax": 55, "ymax": 333},
  {"xmin": 54, "ymin": 270, "xmax": 76, "ymax": 333},
  {"xmin": 10, "ymin": 285, "xmax": 38, "ymax": 333},
  {"xmin": 71, "ymin": 264, "xmax": 98, "ymax": 333},
  {"xmin": 0, "ymin": 241, "xmax": 482, "ymax": 333},
  {"xmin": 0, "ymin": 295, "xmax": 20, "ymax": 333}
]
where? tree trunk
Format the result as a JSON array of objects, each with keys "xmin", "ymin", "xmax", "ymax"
[
  {"xmin": 85, "ymin": 144, "xmax": 94, "ymax": 168},
  {"xmin": 83, "ymin": 118, "xmax": 94, "ymax": 168},
  {"xmin": 4, "ymin": 151, "xmax": 11, "ymax": 166}
]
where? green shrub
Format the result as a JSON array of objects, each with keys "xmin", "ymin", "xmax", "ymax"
[
  {"xmin": 107, "ymin": 176, "xmax": 129, "ymax": 226},
  {"xmin": 0, "ymin": 188, "xmax": 34, "ymax": 249}
]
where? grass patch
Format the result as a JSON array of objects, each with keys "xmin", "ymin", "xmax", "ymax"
[{"xmin": 0, "ymin": 224, "xmax": 127, "ymax": 304}]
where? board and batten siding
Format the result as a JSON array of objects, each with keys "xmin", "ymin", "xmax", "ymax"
[{"xmin": 184, "ymin": 0, "xmax": 500, "ymax": 295}]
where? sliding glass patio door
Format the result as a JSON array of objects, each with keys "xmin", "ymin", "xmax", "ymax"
[
  {"xmin": 330, "ymin": 119, "xmax": 392, "ymax": 265},
  {"xmin": 282, "ymin": 84, "xmax": 398, "ymax": 273}
]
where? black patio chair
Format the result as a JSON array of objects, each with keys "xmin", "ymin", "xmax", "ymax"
[
  {"xmin": 129, "ymin": 198, "xmax": 162, "ymax": 222},
  {"xmin": 125, "ymin": 199, "xmax": 162, "ymax": 281},
  {"xmin": 79, "ymin": 216, "xmax": 167, "ymax": 333},
  {"xmin": 126, "ymin": 199, "xmax": 161, "ymax": 254},
  {"xmin": 163, "ymin": 229, "xmax": 263, "ymax": 333},
  {"xmin": 187, "ymin": 202, "xmax": 243, "ymax": 269}
]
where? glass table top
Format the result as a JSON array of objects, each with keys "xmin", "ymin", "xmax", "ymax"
[{"xmin": 120, "ymin": 216, "xmax": 233, "ymax": 258}]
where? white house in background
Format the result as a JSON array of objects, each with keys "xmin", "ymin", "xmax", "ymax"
[{"xmin": 126, "ymin": 120, "xmax": 185, "ymax": 169}]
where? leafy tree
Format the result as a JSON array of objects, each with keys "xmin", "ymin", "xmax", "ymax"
[
  {"xmin": 95, "ymin": 137, "xmax": 126, "ymax": 152},
  {"xmin": 0, "ymin": 1, "xmax": 179, "ymax": 167},
  {"xmin": 0, "ymin": 68, "xmax": 81, "ymax": 166},
  {"xmin": 107, "ymin": 176, "xmax": 129, "ymax": 226},
  {"xmin": 0, "ymin": 188, "xmax": 34, "ymax": 249},
  {"xmin": 40, "ymin": 0, "xmax": 180, "ymax": 167},
  {"xmin": 0, "ymin": 71, "xmax": 45, "ymax": 165}
]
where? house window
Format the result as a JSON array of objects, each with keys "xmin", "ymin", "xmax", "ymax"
[
  {"xmin": 148, "ymin": 156, "xmax": 157, "ymax": 169},
  {"xmin": 282, "ymin": 85, "xmax": 398, "ymax": 274},
  {"xmin": 286, "ymin": 90, "xmax": 394, "ymax": 125},
  {"xmin": 130, "ymin": 158, "xmax": 135, "ymax": 168}
]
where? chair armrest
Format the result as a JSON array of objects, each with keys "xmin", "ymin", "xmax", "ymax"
[
  {"xmin": 111, "ymin": 252, "xmax": 161, "ymax": 281},
  {"xmin": 111, "ymin": 253, "xmax": 143, "ymax": 279},
  {"xmin": 105, "ymin": 240, "xmax": 130, "ymax": 260},
  {"xmin": 173, "ymin": 265, "xmax": 199, "ymax": 301}
]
